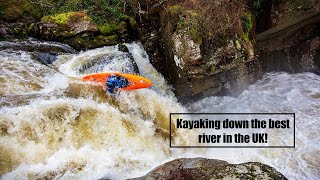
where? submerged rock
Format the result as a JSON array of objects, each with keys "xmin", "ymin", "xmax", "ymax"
[
  {"xmin": 36, "ymin": 52, "xmax": 58, "ymax": 65},
  {"xmin": 131, "ymin": 158, "xmax": 287, "ymax": 180}
]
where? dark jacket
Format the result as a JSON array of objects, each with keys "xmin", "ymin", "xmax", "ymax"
[{"xmin": 106, "ymin": 75, "xmax": 121, "ymax": 94}]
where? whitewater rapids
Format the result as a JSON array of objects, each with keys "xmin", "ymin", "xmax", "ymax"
[{"xmin": 0, "ymin": 41, "xmax": 319, "ymax": 179}]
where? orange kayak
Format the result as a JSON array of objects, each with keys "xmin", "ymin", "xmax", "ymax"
[{"xmin": 82, "ymin": 72, "xmax": 152, "ymax": 90}]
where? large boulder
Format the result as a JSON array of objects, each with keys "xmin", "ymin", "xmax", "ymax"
[
  {"xmin": 136, "ymin": 0, "xmax": 262, "ymax": 103},
  {"xmin": 131, "ymin": 158, "xmax": 287, "ymax": 179},
  {"xmin": 37, "ymin": 11, "xmax": 98, "ymax": 40},
  {"xmin": 0, "ymin": 2, "xmax": 138, "ymax": 51},
  {"xmin": 31, "ymin": 11, "xmax": 137, "ymax": 50}
]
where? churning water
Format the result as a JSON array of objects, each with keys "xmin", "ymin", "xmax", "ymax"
[{"xmin": 0, "ymin": 40, "xmax": 319, "ymax": 179}]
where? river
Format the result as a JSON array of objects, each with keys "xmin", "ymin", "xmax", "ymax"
[{"xmin": 0, "ymin": 40, "xmax": 319, "ymax": 179}]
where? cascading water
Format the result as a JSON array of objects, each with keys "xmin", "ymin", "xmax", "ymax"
[
  {"xmin": 189, "ymin": 72, "xmax": 320, "ymax": 179},
  {"xmin": 0, "ymin": 40, "xmax": 319, "ymax": 179}
]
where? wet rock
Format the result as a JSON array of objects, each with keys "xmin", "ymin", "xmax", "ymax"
[
  {"xmin": 63, "ymin": 35, "xmax": 118, "ymax": 51},
  {"xmin": 256, "ymin": 12, "xmax": 320, "ymax": 74},
  {"xmin": 0, "ymin": 39, "xmax": 76, "ymax": 54},
  {"xmin": 131, "ymin": 158, "xmax": 287, "ymax": 180},
  {"xmin": 0, "ymin": 39, "xmax": 76, "ymax": 66},
  {"xmin": 118, "ymin": 43, "xmax": 129, "ymax": 52},
  {"xmin": 136, "ymin": 1, "xmax": 260, "ymax": 102},
  {"xmin": 35, "ymin": 52, "xmax": 58, "ymax": 65}
]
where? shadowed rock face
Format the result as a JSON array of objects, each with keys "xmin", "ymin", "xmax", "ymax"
[
  {"xmin": 136, "ymin": 1, "xmax": 261, "ymax": 103},
  {"xmin": 130, "ymin": 158, "xmax": 287, "ymax": 180},
  {"xmin": 256, "ymin": 12, "xmax": 320, "ymax": 74}
]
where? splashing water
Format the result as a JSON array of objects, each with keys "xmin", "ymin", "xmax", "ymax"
[
  {"xmin": 189, "ymin": 72, "xmax": 320, "ymax": 179},
  {"xmin": 0, "ymin": 41, "xmax": 319, "ymax": 179}
]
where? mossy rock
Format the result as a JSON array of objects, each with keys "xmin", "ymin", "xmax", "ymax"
[
  {"xmin": 63, "ymin": 35, "xmax": 118, "ymax": 50},
  {"xmin": 96, "ymin": 35, "xmax": 118, "ymax": 46},
  {"xmin": 167, "ymin": 4, "xmax": 202, "ymax": 44},
  {"xmin": 118, "ymin": 43, "xmax": 129, "ymax": 52},
  {"xmin": 36, "ymin": 11, "xmax": 100, "ymax": 41},
  {"xmin": 41, "ymin": 11, "xmax": 90, "ymax": 25}
]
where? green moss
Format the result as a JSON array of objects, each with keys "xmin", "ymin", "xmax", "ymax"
[
  {"xmin": 186, "ymin": 26, "xmax": 202, "ymax": 43},
  {"xmin": 243, "ymin": 13, "xmax": 253, "ymax": 33},
  {"xmin": 63, "ymin": 34, "xmax": 119, "ymax": 50},
  {"xmin": 27, "ymin": 23, "xmax": 35, "ymax": 32},
  {"xmin": 93, "ymin": 35, "xmax": 118, "ymax": 47},
  {"xmin": 167, "ymin": 5, "xmax": 182, "ymax": 14},
  {"xmin": 102, "ymin": 35, "xmax": 118, "ymax": 43},
  {"xmin": 129, "ymin": 17, "xmax": 137, "ymax": 28},
  {"xmin": 97, "ymin": 23, "xmax": 116, "ymax": 34},
  {"xmin": 176, "ymin": 15, "xmax": 186, "ymax": 30},
  {"xmin": 41, "ymin": 12, "xmax": 89, "ymax": 25},
  {"xmin": 242, "ymin": 33, "xmax": 249, "ymax": 43},
  {"xmin": 242, "ymin": 13, "xmax": 253, "ymax": 43},
  {"xmin": 169, "ymin": 5, "xmax": 202, "ymax": 43},
  {"xmin": 97, "ymin": 20, "xmax": 128, "ymax": 35}
]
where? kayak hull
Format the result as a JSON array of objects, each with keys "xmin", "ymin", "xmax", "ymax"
[{"xmin": 82, "ymin": 72, "xmax": 152, "ymax": 90}]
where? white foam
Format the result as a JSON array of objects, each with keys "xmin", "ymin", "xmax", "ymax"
[{"xmin": 189, "ymin": 72, "xmax": 320, "ymax": 179}]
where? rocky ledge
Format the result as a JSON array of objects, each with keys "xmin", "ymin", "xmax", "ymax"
[
  {"xmin": 130, "ymin": 158, "xmax": 287, "ymax": 180},
  {"xmin": 0, "ymin": 0, "xmax": 138, "ymax": 51}
]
